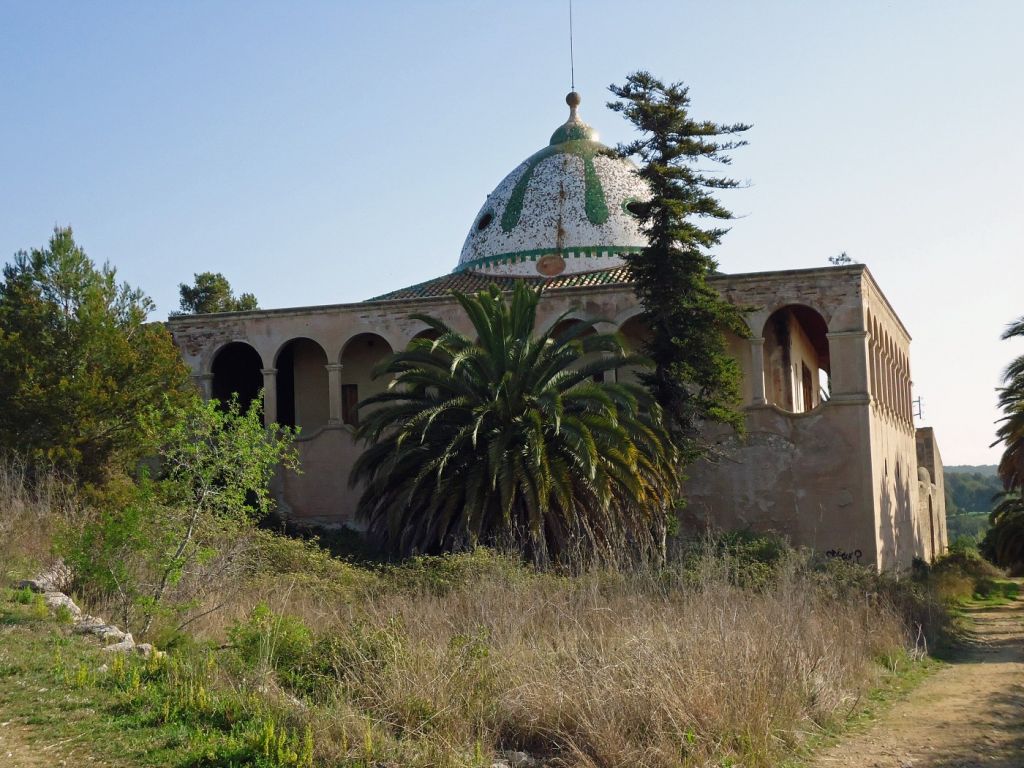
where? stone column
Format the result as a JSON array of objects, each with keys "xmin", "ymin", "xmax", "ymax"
[
  {"xmin": 261, "ymin": 368, "xmax": 278, "ymax": 426},
  {"xmin": 750, "ymin": 337, "xmax": 767, "ymax": 405},
  {"xmin": 192, "ymin": 372, "xmax": 214, "ymax": 400},
  {"xmin": 326, "ymin": 364, "xmax": 344, "ymax": 425}
]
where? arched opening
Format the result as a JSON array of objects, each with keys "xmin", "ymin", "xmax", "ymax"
[
  {"xmin": 340, "ymin": 333, "xmax": 394, "ymax": 427},
  {"xmin": 408, "ymin": 328, "xmax": 441, "ymax": 347},
  {"xmin": 617, "ymin": 315, "xmax": 651, "ymax": 386},
  {"xmin": 275, "ymin": 338, "xmax": 329, "ymax": 432},
  {"xmin": 211, "ymin": 342, "xmax": 263, "ymax": 414},
  {"xmin": 762, "ymin": 305, "xmax": 831, "ymax": 414}
]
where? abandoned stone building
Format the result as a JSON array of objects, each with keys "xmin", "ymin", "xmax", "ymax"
[{"xmin": 168, "ymin": 92, "xmax": 947, "ymax": 570}]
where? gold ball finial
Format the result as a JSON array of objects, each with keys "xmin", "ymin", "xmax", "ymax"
[{"xmin": 566, "ymin": 91, "xmax": 582, "ymax": 108}]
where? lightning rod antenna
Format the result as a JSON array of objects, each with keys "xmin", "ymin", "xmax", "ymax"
[{"xmin": 569, "ymin": 0, "xmax": 575, "ymax": 91}]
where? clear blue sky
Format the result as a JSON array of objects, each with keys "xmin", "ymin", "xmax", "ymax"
[{"xmin": 1, "ymin": 1, "xmax": 1020, "ymax": 465}]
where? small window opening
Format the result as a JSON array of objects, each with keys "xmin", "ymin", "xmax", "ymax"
[
  {"xmin": 342, "ymin": 384, "xmax": 359, "ymax": 427},
  {"xmin": 477, "ymin": 211, "xmax": 494, "ymax": 231},
  {"xmin": 625, "ymin": 200, "xmax": 646, "ymax": 217}
]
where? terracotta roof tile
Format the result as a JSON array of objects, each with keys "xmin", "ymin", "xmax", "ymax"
[{"xmin": 368, "ymin": 266, "xmax": 632, "ymax": 302}]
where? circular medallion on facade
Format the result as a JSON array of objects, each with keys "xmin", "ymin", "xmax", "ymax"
[{"xmin": 536, "ymin": 254, "xmax": 566, "ymax": 276}]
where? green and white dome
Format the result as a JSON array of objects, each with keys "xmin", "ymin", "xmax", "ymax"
[{"xmin": 457, "ymin": 92, "xmax": 650, "ymax": 277}]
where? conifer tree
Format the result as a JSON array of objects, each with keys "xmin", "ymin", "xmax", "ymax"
[
  {"xmin": 608, "ymin": 72, "xmax": 751, "ymax": 460},
  {"xmin": 176, "ymin": 271, "xmax": 258, "ymax": 315},
  {"xmin": 0, "ymin": 227, "xmax": 192, "ymax": 480}
]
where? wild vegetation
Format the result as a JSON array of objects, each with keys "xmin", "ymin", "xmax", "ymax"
[
  {"xmin": 944, "ymin": 468, "xmax": 1002, "ymax": 545},
  {"xmin": 351, "ymin": 282, "xmax": 678, "ymax": 567},
  {"xmin": 175, "ymin": 271, "xmax": 259, "ymax": 315},
  {"xmin": 608, "ymin": 72, "xmax": 751, "ymax": 458},
  {"xmin": 983, "ymin": 315, "xmax": 1024, "ymax": 573},
  {"xmin": 0, "ymin": 227, "xmax": 192, "ymax": 481},
  {"xmin": 2, "ymin": 462, "xmax": 969, "ymax": 768}
]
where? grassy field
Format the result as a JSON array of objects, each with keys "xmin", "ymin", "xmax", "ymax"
[
  {"xmin": 2, "ymin": 542, "xmax": 953, "ymax": 768},
  {"xmin": 0, "ymin": 458, "xmax": 999, "ymax": 768}
]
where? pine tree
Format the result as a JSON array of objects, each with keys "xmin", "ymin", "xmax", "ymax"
[
  {"xmin": 176, "ymin": 271, "xmax": 258, "ymax": 315},
  {"xmin": 608, "ymin": 72, "xmax": 751, "ymax": 460}
]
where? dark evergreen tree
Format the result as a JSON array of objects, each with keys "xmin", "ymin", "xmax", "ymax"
[
  {"xmin": 0, "ymin": 227, "xmax": 192, "ymax": 480},
  {"xmin": 608, "ymin": 72, "xmax": 751, "ymax": 459},
  {"xmin": 176, "ymin": 271, "xmax": 258, "ymax": 315}
]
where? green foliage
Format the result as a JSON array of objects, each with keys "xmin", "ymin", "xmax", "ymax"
[
  {"xmin": 350, "ymin": 281, "xmax": 680, "ymax": 567},
  {"xmin": 980, "ymin": 491, "xmax": 1024, "ymax": 572},
  {"xmin": 930, "ymin": 548, "xmax": 1002, "ymax": 581},
  {"xmin": 383, "ymin": 548, "xmax": 534, "ymax": 596},
  {"xmin": 988, "ymin": 315, "xmax": 1024, "ymax": 571},
  {"xmin": 608, "ymin": 72, "xmax": 751, "ymax": 458},
  {"xmin": 946, "ymin": 514, "xmax": 989, "ymax": 544},
  {"xmin": 228, "ymin": 603, "xmax": 313, "ymax": 674},
  {"xmin": 916, "ymin": 548, "xmax": 1010, "ymax": 606},
  {"xmin": 944, "ymin": 470, "xmax": 1003, "ymax": 515},
  {"xmin": 0, "ymin": 227, "xmax": 192, "ymax": 480},
  {"xmin": 673, "ymin": 529, "xmax": 792, "ymax": 590},
  {"xmin": 175, "ymin": 271, "xmax": 259, "ymax": 315},
  {"xmin": 59, "ymin": 396, "xmax": 298, "ymax": 635}
]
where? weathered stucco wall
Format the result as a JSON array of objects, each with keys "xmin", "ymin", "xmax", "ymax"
[{"xmin": 681, "ymin": 402, "xmax": 876, "ymax": 563}]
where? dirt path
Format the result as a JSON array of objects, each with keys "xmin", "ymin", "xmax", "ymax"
[
  {"xmin": 812, "ymin": 588, "xmax": 1024, "ymax": 768},
  {"xmin": 0, "ymin": 719, "xmax": 76, "ymax": 767}
]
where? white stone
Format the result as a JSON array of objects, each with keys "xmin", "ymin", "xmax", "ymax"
[{"xmin": 42, "ymin": 591, "xmax": 81, "ymax": 618}]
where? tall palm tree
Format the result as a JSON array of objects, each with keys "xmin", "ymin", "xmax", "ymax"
[
  {"xmin": 995, "ymin": 317, "xmax": 1024, "ymax": 492},
  {"xmin": 981, "ymin": 492, "xmax": 1024, "ymax": 570},
  {"xmin": 986, "ymin": 316, "xmax": 1024, "ymax": 570},
  {"xmin": 350, "ymin": 282, "xmax": 679, "ymax": 567}
]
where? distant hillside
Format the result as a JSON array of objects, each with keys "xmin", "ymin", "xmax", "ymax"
[
  {"xmin": 944, "ymin": 466, "xmax": 1003, "ymax": 516},
  {"xmin": 946, "ymin": 465, "xmax": 998, "ymax": 477}
]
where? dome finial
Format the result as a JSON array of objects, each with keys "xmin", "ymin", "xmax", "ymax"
[
  {"xmin": 566, "ymin": 91, "xmax": 581, "ymax": 120},
  {"xmin": 550, "ymin": 91, "xmax": 594, "ymax": 144}
]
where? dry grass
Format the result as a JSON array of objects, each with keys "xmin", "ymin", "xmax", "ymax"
[
  {"xmin": 0, "ymin": 453, "xmax": 77, "ymax": 579},
  {"xmin": 178, "ymin": 547, "xmax": 913, "ymax": 768},
  {"xmin": 1, "ymin": 461, "xmax": 930, "ymax": 767}
]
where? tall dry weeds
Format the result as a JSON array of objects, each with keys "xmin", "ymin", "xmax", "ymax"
[
  {"xmin": 0, "ymin": 454, "xmax": 77, "ymax": 578},
  {"xmin": 0, "ymin": 459, "xmax": 928, "ymax": 766},
  {"xmin": 181, "ymin": 547, "xmax": 913, "ymax": 767}
]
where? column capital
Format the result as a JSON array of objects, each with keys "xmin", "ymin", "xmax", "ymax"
[
  {"xmin": 826, "ymin": 330, "xmax": 868, "ymax": 340},
  {"xmin": 325, "ymin": 363, "xmax": 344, "ymax": 372},
  {"xmin": 749, "ymin": 336, "xmax": 766, "ymax": 347},
  {"xmin": 260, "ymin": 367, "xmax": 278, "ymax": 376},
  {"xmin": 192, "ymin": 372, "xmax": 214, "ymax": 381}
]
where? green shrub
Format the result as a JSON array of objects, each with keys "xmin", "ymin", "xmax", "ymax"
[
  {"xmin": 228, "ymin": 603, "xmax": 313, "ymax": 675},
  {"xmin": 383, "ymin": 548, "xmax": 533, "ymax": 596},
  {"xmin": 10, "ymin": 586, "xmax": 35, "ymax": 604},
  {"xmin": 931, "ymin": 549, "xmax": 1002, "ymax": 580},
  {"xmin": 672, "ymin": 529, "xmax": 794, "ymax": 590}
]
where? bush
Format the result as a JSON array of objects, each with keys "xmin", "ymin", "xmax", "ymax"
[
  {"xmin": 228, "ymin": 603, "xmax": 313, "ymax": 676},
  {"xmin": 56, "ymin": 397, "xmax": 298, "ymax": 638}
]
